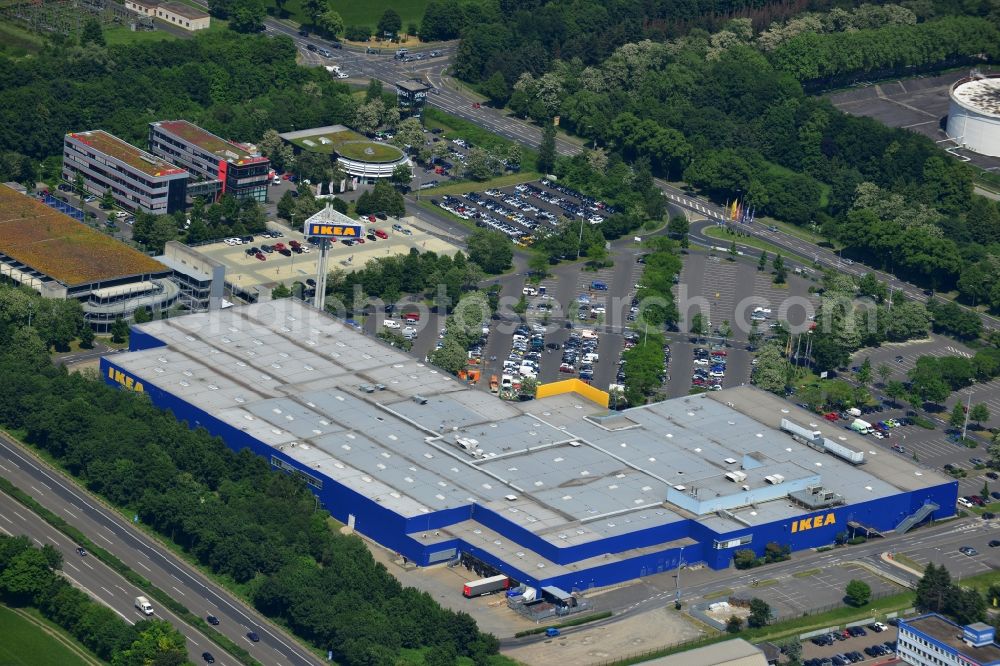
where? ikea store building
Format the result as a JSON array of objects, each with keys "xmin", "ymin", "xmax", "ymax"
[{"xmin": 101, "ymin": 300, "xmax": 957, "ymax": 592}]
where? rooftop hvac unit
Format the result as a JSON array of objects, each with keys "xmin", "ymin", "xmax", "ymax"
[
  {"xmin": 764, "ymin": 474, "xmax": 785, "ymax": 485},
  {"xmin": 412, "ymin": 395, "xmax": 428, "ymax": 404},
  {"xmin": 724, "ymin": 458, "xmax": 737, "ymax": 464},
  {"xmin": 505, "ymin": 494, "xmax": 518, "ymax": 501},
  {"xmin": 725, "ymin": 470, "xmax": 748, "ymax": 483},
  {"xmin": 673, "ymin": 485, "xmax": 686, "ymax": 491},
  {"xmin": 741, "ymin": 485, "xmax": 750, "ymax": 491}
]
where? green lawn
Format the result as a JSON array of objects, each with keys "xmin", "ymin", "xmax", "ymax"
[
  {"xmin": 703, "ymin": 225, "xmax": 810, "ymax": 262},
  {"xmin": 0, "ymin": 605, "xmax": 97, "ymax": 666},
  {"xmin": 336, "ymin": 140, "xmax": 404, "ymax": 162},
  {"xmin": 420, "ymin": 171, "xmax": 539, "ymax": 197},
  {"xmin": 270, "ymin": 0, "xmax": 440, "ymax": 30},
  {"xmin": 0, "ymin": 20, "xmax": 47, "ymax": 55},
  {"xmin": 103, "ymin": 19, "xmax": 229, "ymax": 46}
]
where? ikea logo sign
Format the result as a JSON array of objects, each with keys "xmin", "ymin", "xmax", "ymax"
[
  {"xmin": 107, "ymin": 367, "xmax": 144, "ymax": 393},
  {"xmin": 305, "ymin": 222, "xmax": 362, "ymax": 238},
  {"xmin": 790, "ymin": 512, "xmax": 836, "ymax": 533}
]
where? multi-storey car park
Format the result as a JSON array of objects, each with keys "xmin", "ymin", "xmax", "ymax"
[
  {"xmin": 0, "ymin": 185, "xmax": 177, "ymax": 331},
  {"xmin": 62, "ymin": 130, "xmax": 188, "ymax": 214},
  {"xmin": 101, "ymin": 299, "xmax": 957, "ymax": 591},
  {"xmin": 148, "ymin": 120, "xmax": 270, "ymax": 203}
]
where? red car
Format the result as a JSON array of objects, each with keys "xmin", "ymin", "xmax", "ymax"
[
  {"xmin": 273, "ymin": 242, "xmax": 286, "ymax": 251},
  {"xmin": 374, "ymin": 229, "xmax": 388, "ymax": 239},
  {"xmin": 824, "ymin": 412, "xmax": 839, "ymax": 421},
  {"xmin": 255, "ymin": 252, "xmax": 266, "ymax": 261}
]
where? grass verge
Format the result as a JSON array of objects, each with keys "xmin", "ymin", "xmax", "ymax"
[
  {"xmin": 793, "ymin": 569, "xmax": 822, "ymax": 578},
  {"xmin": 891, "ymin": 553, "xmax": 925, "ymax": 572},
  {"xmin": 0, "ymin": 474, "xmax": 262, "ymax": 666},
  {"xmin": 512, "ymin": 611, "xmax": 614, "ymax": 637},
  {"xmin": 0, "ymin": 605, "xmax": 98, "ymax": 666},
  {"xmin": 702, "ymin": 588, "xmax": 734, "ymax": 600},
  {"xmin": 703, "ymin": 226, "xmax": 809, "ymax": 262},
  {"xmin": 423, "ymin": 107, "xmax": 539, "ymax": 166},
  {"xmin": 419, "ymin": 172, "xmax": 540, "ymax": 197}
]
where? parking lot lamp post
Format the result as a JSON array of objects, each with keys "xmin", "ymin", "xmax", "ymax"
[
  {"xmin": 674, "ymin": 546, "xmax": 685, "ymax": 609},
  {"xmin": 962, "ymin": 391, "xmax": 972, "ymax": 440}
]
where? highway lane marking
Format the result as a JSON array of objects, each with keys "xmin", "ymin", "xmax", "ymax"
[
  {"xmin": 136, "ymin": 560, "xmax": 151, "ymax": 571},
  {"xmin": 101, "ymin": 586, "xmax": 114, "ymax": 596},
  {"xmin": 0, "ymin": 462, "xmax": 8, "ymax": 472},
  {"xmin": 116, "ymin": 585, "xmax": 127, "ymax": 594},
  {"xmin": 30, "ymin": 485, "xmax": 44, "ymax": 496},
  {"xmin": 81, "ymin": 559, "xmax": 94, "ymax": 569},
  {"xmin": 63, "ymin": 573, "xmax": 135, "ymax": 624},
  {"xmin": 63, "ymin": 507, "xmax": 77, "ymax": 518},
  {"xmin": 172, "ymin": 585, "xmax": 186, "ymax": 596},
  {"xmin": 12, "ymin": 510, "xmax": 26, "ymax": 521},
  {"xmin": 45, "ymin": 535, "xmax": 59, "ymax": 544},
  {"xmin": 33, "ymin": 537, "xmax": 43, "ymax": 545},
  {"xmin": 98, "ymin": 533, "xmax": 114, "ymax": 544},
  {"xmin": 64, "ymin": 561, "xmax": 79, "ymax": 572},
  {"xmin": 189, "ymin": 637, "xmax": 199, "ymax": 647},
  {"xmin": 0, "ymin": 513, "xmax": 11, "ymax": 524}
]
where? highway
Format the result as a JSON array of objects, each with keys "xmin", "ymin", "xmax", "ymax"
[
  {"xmin": 0, "ymin": 491, "xmax": 224, "ymax": 665},
  {"xmin": 0, "ymin": 435, "xmax": 324, "ymax": 666}
]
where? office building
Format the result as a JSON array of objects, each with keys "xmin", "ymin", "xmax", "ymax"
[
  {"xmin": 63, "ymin": 130, "xmax": 188, "ymax": 215},
  {"xmin": 0, "ymin": 185, "xmax": 176, "ymax": 331},
  {"xmin": 149, "ymin": 120, "xmax": 269, "ymax": 202},
  {"xmin": 898, "ymin": 614, "xmax": 1000, "ymax": 666}
]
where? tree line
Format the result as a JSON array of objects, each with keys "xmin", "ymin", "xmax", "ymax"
[
  {"xmin": 0, "ymin": 285, "xmax": 500, "ymax": 666},
  {"xmin": 0, "ymin": 535, "xmax": 190, "ymax": 665}
]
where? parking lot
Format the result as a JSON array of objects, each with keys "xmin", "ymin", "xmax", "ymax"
[
  {"xmin": 666, "ymin": 249, "xmax": 819, "ymax": 399},
  {"xmin": 435, "ymin": 179, "xmax": 618, "ymax": 245},
  {"xmin": 192, "ymin": 216, "xmax": 462, "ymax": 295},
  {"xmin": 893, "ymin": 517, "xmax": 1000, "ymax": 576},
  {"xmin": 828, "ymin": 72, "xmax": 1000, "ymax": 172},
  {"xmin": 802, "ymin": 623, "xmax": 900, "ymax": 666}
]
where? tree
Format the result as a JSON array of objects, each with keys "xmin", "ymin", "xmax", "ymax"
[
  {"xmin": 718, "ymin": 320, "xmax": 732, "ymax": 345},
  {"xmin": 845, "ymin": 579, "xmax": 871, "ymax": 606},
  {"xmin": 431, "ymin": 338, "xmax": 468, "ymax": 375},
  {"xmin": 317, "ymin": 9, "xmax": 344, "ymax": 38},
  {"xmin": 481, "ymin": 72, "xmax": 510, "ymax": 107},
  {"xmin": 100, "ymin": 188, "xmax": 115, "ymax": 210},
  {"xmin": 668, "ymin": 215, "xmax": 689, "ymax": 247},
  {"xmin": 916, "ymin": 562, "xmax": 954, "ymax": 613},
  {"xmin": 726, "ymin": 615, "xmax": 743, "ymax": 633},
  {"xmin": 81, "ymin": 18, "xmax": 106, "ymax": 46},
  {"xmin": 856, "ymin": 357, "xmax": 872, "ymax": 387},
  {"xmin": 466, "ymin": 229, "xmax": 512, "ymax": 274},
  {"xmin": 277, "ymin": 190, "xmax": 296, "ymax": 221},
  {"xmin": 132, "ymin": 307, "xmax": 151, "ymax": 324},
  {"xmin": 79, "ymin": 325, "xmax": 95, "ymax": 349},
  {"xmin": 390, "ymin": 163, "xmax": 412, "ymax": 190},
  {"xmin": 885, "ymin": 380, "xmax": 906, "ymax": 406},
  {"xmin": 747, "ymin": 598, "xmax": 771, "ymax": 628},
  {"xmin": 949, "ymin": 402, "xmax": 967, "ymax": 429},
  {"xmin": 229, "ymin": 0, "xmax": 266, "ymax": 33},
  {"xmin": 463, "ymin": 147, "xmax": 499, "ymax": 181},
  {"xmin": 110, "ymin": 317, "xmax": 129, "ymax": 344},
  {"xmin": 302, "ymin": 0, "xmax": 327, "ymax": 26},
  {"xmin": 377, "ymin": 8, "xmax": 402, "ymax": 38},
  {"xmin": 528, "ymin": 252, "xmax": 549, "ymax": 278},
  {"xmin": 272, "ymin": 283, "xmax": 292, "ymax": 299},
  {"xmin": 537, "ymin": 122, "xmax": 556, "ymax": 174},
  {"xmin": 877, "ymin": 363, "xmax": 893, "ymax": 386},
  {"xmin": 757, "ymin": 251, "xmax": 767, "ymax": 271},
  {"xmin": 690, "ymin": 312, "xmax": 708, "ymax": 339},
  {"xmin": 772, "ymin": 253, "xmax": 787, "ymax": 284},
  {"xmin": 970, "ymin": 403, "xmax": 990, "ymax": 427}
]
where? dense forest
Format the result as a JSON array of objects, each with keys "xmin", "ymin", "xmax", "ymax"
[
  {"xmin": 0, "ymin": 285, "xmax": 501, "ymax": 666},
  {"xmin": 0, "ymin": 535, "xmax": 191, "ymax": 665},
  {"xmin": 454, "ymin": 3, "xmax": 1000, "ymax": 313},
  {"xmin": 0, "ymin": 31, "xmax": 354, "ymax": 179}
]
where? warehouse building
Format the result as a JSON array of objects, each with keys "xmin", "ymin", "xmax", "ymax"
[
  {"xmin": 125, "ymin": 0, "xmax": 210, "ymax": 30},
  {"xmin": 63, "ymin": 130, "xmax": 188, "ymax": 215},
  {"xmin": 101, "ymin": 300, "xmax": 957, "ymax": 591},
  {"xmin": 149, "ymin": 121, "xmax": 270, "ymax": 202},
  {"xmin": 0, "ymin": 185, "xmax": 176, "ymax": 331}
]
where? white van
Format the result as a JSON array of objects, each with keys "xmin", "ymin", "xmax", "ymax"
[
  {"xmin": 134, "ymin": 596, "xmax": 154, "ymax": 615},
  {"xmin": 583, "ymin": 352, "xmax": 599, "ymax": 363}
]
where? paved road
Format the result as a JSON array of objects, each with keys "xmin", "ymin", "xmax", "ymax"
[
  {"xmin": 0, "ymin": 492, "xmax": 226, "ymax": 665},
  {"xmin": 0, "ymin": 436, "xmax": 324, "ymax": 666}
]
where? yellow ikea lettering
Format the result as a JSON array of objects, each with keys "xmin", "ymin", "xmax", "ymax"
[
  {"xmin": 108, "ymin": 367, "xmax": 144, "ymax": 393},
  {"xmin": 790, "ymin": 512, "xmax": 836, "ymax": 533},
  {"xmin": 312, "ymin": 225, "xmax": 357, "ymax": 236}
]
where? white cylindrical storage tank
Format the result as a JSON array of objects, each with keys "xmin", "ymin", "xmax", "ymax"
[{"xmin": 947, "ymin": 75, "xmax": 1000, "ymax": 157}]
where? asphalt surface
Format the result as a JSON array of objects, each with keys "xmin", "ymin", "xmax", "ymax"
[
  {"xmin": 0, "ymin": 435, "xmax": 324, "ymax": 666},
  {"xmin": 0, "ymin": 492, "xmax": 224, "ymax": 665}
]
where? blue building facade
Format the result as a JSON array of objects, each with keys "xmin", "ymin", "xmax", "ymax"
[{"xmin": 102, "ymin": 334, "xmax": 958, "ymax": 591}]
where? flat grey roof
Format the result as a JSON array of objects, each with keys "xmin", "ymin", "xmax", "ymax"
[{"xmin": 112, "ymin": 300, "xmax": 948, "ymax": 553}]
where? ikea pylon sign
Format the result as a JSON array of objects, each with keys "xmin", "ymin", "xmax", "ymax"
[{"xmin": 305, "ymin": 221, "xmax": 362, "ymax": 238}]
